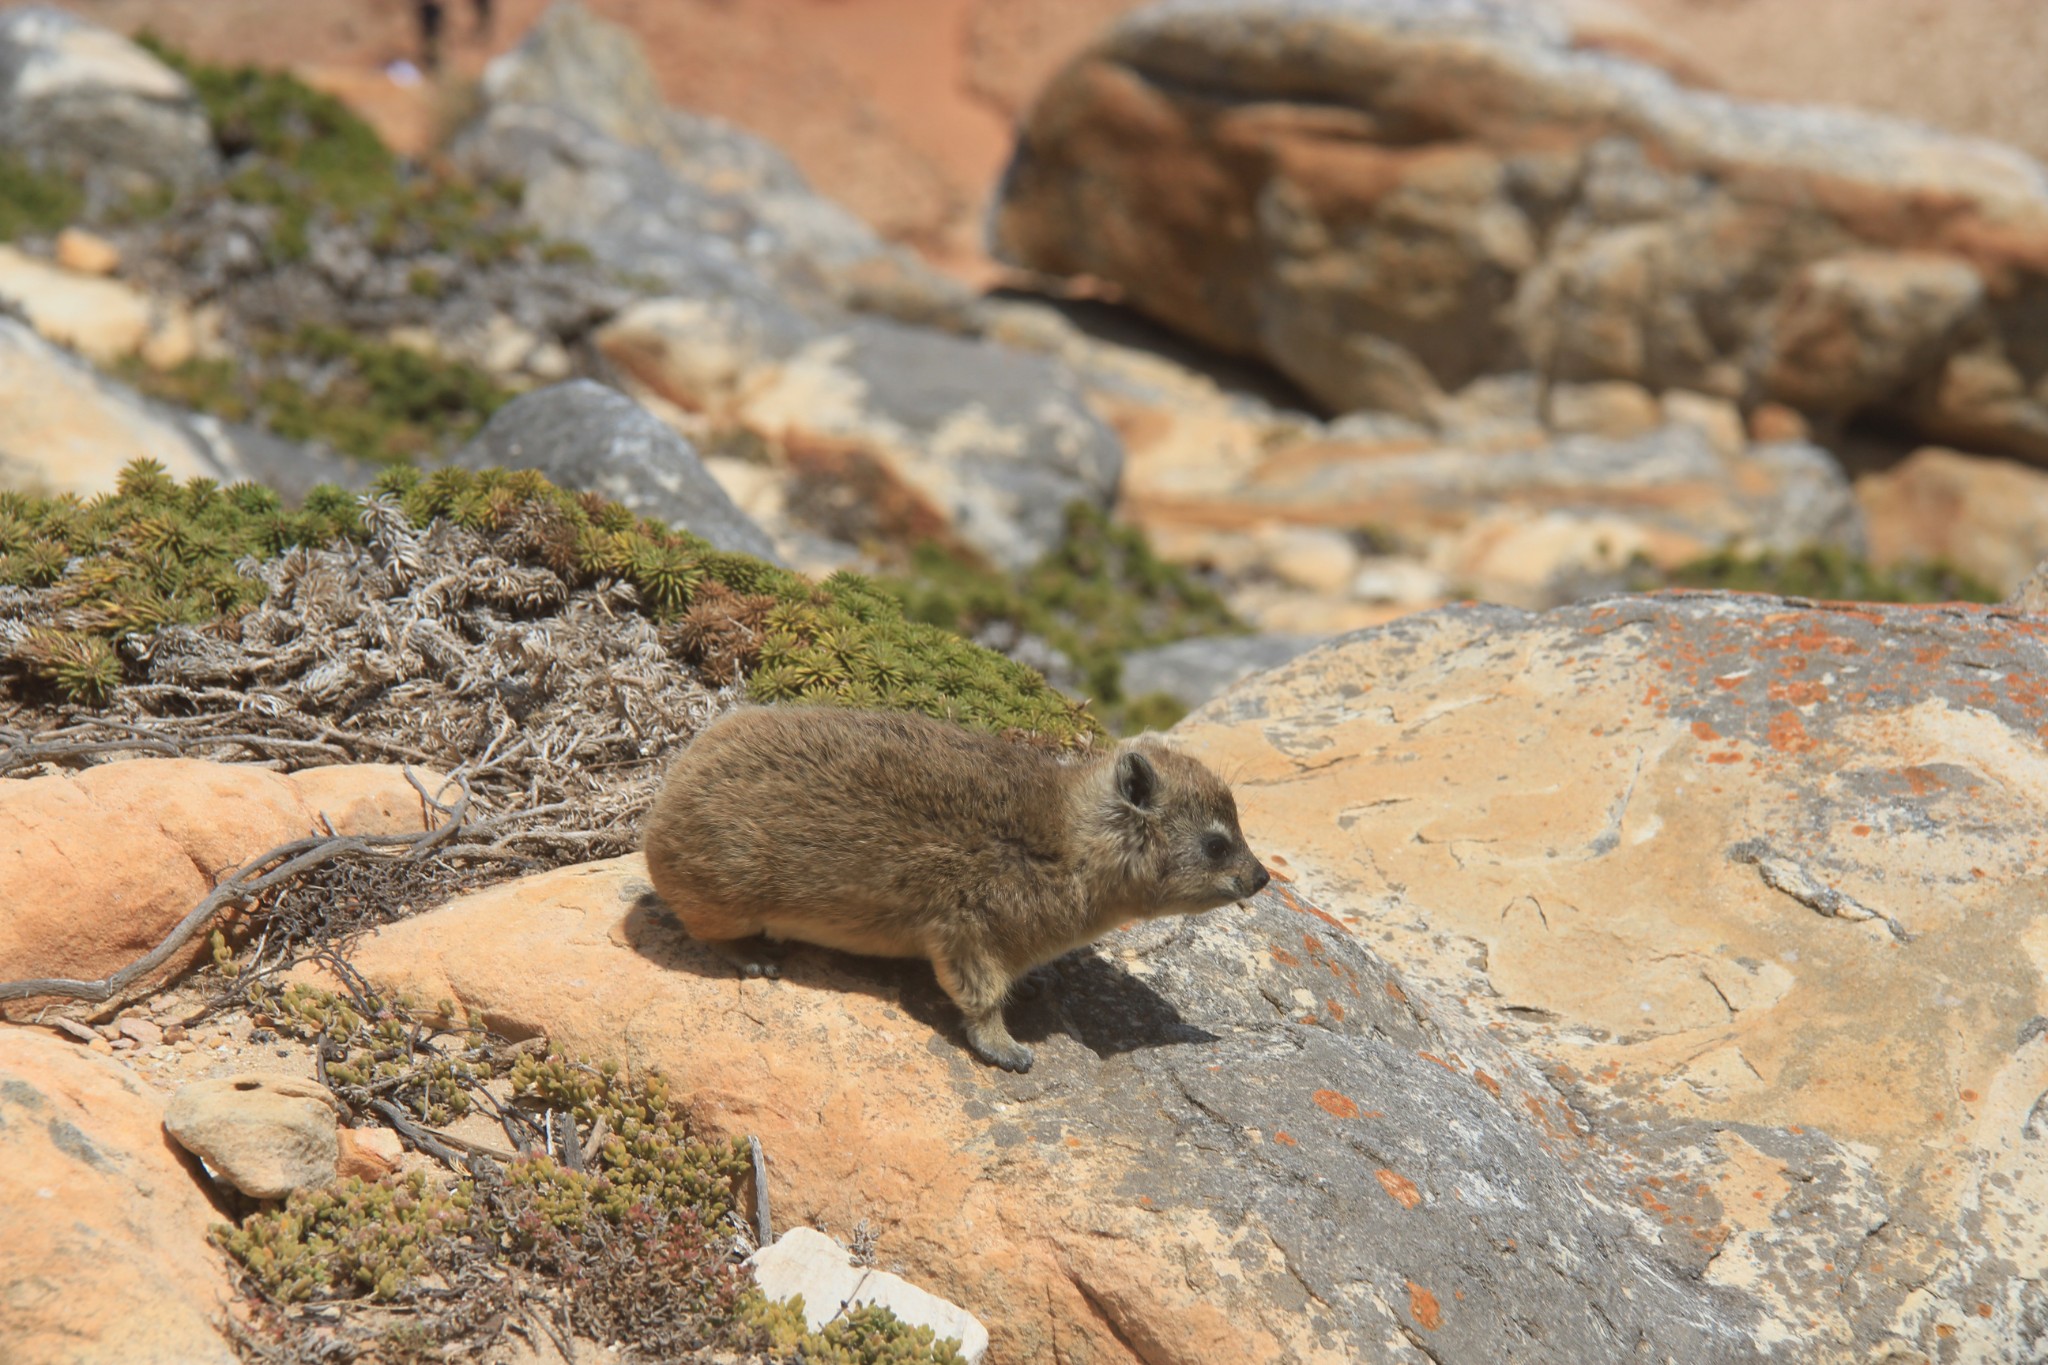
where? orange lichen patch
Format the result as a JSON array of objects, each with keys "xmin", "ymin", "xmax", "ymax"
[
  {"xmin": 1273, "ymin": 1130, "xmax": 1297, "ymax": 1147},
  {"xmin": 1384, "ymin": 981, "xmax": 1408, "ymax": 1003},
  {"xmin": 1065, "ymin": 1135, "xmax": 1083, "ymax": 1148},
  {"xmin": 1474, "ymin": 1070, "xmax": 1502, "ymax": 1097},
  {"xmin": 1419, "ymin": 1052, "xmax": 1460, "ymax": 1072},
  {"xmin": 1767, "ymin": 712, "xmax": 1818, "ymax": 753},
  {"xmin": 1313, "ymin": 1089, "xmax": 1360, "ymax": 1118},
  {"xmin": 1279, "ymin": 884, "xmax": 1350, "ymax": 931},
  {"xmin": 1407, "ymin": 1281, "xmax": 1443, "ymax": 1331},
  {"xmin": 1769, "ymin": 679, "xmax": 1828, "ymax": 705},
  {"xmin": 1937, "ymin": 1324, "xmax": 1957, "ymax": 1339},
  {"xmin": 1962, "ymin": 1089, "xmax": 1981, "ymax": 1103},
  {"xmin": 1691, "ymin": 721, "xmax": 1719, "ymax": 740},
  {"xmin": 1271, "ymin": 946, "xmax": 1301, "ymax": 966},
  {"xmin": 1327, "ymin": 1000, "xmax": 1347, "ymax": 1022},
  {"xmin": 1375, "ymin": 1168, "xmax": 1423, "ymax": 1209},
  {"xmin": 1902, "ymin": 766, "xmax": 1951, "ymax": 796},
  {"xmin": 1851, "ymin": 824, "xmax": 1871, "ymax": 836}
]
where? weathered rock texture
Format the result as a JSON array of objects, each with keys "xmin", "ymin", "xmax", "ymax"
[
  {"xmin": 0, "ymin": 317, "xmax": 357, "ymax": 501},
  {"xmin": 163, "ymin": 1073, "xmax": 343, "ymax": 1200},
  {"xmin": 1177, "ymin": 591, "xmax": 2048, "ymax": 1360},
  {"xmin": 451, "ymin": 379, "xmax": 784, "ymax": 562},
  {"xmin": 994, "ymin": 0, "xmax": 2048, "ymax": 462},
  {"xmin": 0, "ymin": 759, "xmax": 439, "ymax": 1008},
  {"xmin": 342, "ymin": 855, "xmax": 1774, "ymax": 1363},
  {"xmin": 0, "ymin": 1026, "xmax": 235, "ymax": 1365},
  {"xmin": 0, "ymin": 5, "xmax": 217, "ymax": 209}
]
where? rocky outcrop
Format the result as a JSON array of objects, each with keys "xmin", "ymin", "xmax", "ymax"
[
  {"xmin": 0, "ymin": 1027, "xmax": 235, "ymax": 1365},
  {"xmin": 0, "ymin": 6, "xmax": 217, "ymax": 210},
  {"xmin": 1177, "ymin": 591, "xmax": 2048, "ymax": 1360},
  {"xmin": 451, "ymin": 379, "xmax": 784, "ymax": 562},
  {"xmin": 599, "ymin": 305, "xmax": 1125, "ymax": 571},
  {"xmin": 163, "ymin": 1073, "xmax": 343, "ymax": 1200},
  {"xmin": 0, "ymin": 760, "xmax": 441, "ymax": 1009},
  {"xmin": 994, "ymin": 0, "xmax": 2048, "ymax": 463},
  {"xmin": 342, "ymin": 854, "xmax": 1774, "ymax": 1362}
]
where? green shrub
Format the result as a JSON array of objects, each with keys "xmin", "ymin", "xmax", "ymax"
[{"xmin": 0, "ymin": 460, "xmax": 1104, "ymax": 746}]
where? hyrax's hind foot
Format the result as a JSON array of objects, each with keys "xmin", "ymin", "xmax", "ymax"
[{"xmin": 699, "ymin": 935, "xmax": 784, "ymax": 980}]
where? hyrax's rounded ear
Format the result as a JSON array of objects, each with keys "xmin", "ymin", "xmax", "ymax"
[{"xmin": 1116, "ymin": 749, "xmax": 1160, "ymax": 810}]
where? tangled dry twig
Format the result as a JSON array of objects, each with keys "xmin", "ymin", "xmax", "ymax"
[{"xmin": 0, "ymin": 769, "xmax": 470, "ymax": 1008}]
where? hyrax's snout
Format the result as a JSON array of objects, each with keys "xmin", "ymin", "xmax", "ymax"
[{"xmin": 1241, "ymin": 862, "xmax": 1271, "ymax": 898}]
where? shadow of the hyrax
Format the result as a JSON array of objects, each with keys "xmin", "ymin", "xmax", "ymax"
[{"xmin": 620, "ymin": 889, "xmax": 1216, "ymax": 1063}]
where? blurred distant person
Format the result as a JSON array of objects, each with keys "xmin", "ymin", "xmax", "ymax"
[{"xmin": 415, "ymin": 0, "xmax": 492, "ymax": 72}]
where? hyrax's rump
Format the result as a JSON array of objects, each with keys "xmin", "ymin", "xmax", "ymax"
[{"xmin": 640, "ymin": 705, "xmax": 1268, "ymax": 1071}]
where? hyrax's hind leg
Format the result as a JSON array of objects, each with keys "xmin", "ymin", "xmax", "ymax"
[
  {"xmin": 931, "ymin": 946, "xmax": 1030, "ymax": 1073},
  {"xmin": 655, "ymin": 889, "xmax": 784, "ymax": 980}
]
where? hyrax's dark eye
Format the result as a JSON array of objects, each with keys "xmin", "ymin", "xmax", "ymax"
[{"xmin": 1201, "ymin": 833, "xmax": 1231, "ymax": 862}]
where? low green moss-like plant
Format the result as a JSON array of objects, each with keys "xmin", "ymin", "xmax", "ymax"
[
  {"xmin": 216, "ymin": 984, "xmax": 960, "ymax": 1362},
  {"xmin": 0, "ymin": 149, "xmax": 82, "ymax": 241},
  {"xmin": 122, "ymin": 326, "xmax": 513, "ymax": 466},
  {"xmin": 1, "ymin": 459, "xmax": 1104, "ymax": 746},
  {"xmin": 218, "ymin": 1172, "xmax": 475, "ymax": 1303},
  {"xmin": 1650, "ymin": 545, "xmax": 2000, "ymax": 604}
]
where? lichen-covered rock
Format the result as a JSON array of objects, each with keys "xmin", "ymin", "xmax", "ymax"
[
  {"xmin": 994, "ymin": 0, "xmax": 2048, "ymax": 461},
  {"xmin": 1177, "ymin": 592, "xmax": 2048, "ymax": 1360},
  {"xmin": 0, "ymin": 6, "xmax": 217, "ymax": 210},
  {"xmin": 450, "ymin": 379, "xmax": 784, "ymax": 562},
  {"xmin": 163, "ymin": 1073, "xmax": 342, "ymax": 1200},
  {"xmin": 0, "ymin": 1026, "xmax": 235, "ymax": 1365},
  {"xmin": 342, "ymin": 853, "xmax": 1773, "ymax": 1362},
  {"xmin": 0, "ymin": 760, "xmax": 441, "ymax": 1011}
]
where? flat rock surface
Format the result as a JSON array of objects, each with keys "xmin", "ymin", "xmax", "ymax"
[
  {"xmin": 341, "ymin": 853, "xmax": 1769, "ymax": 1363},
  {"xmin": 1178, "ymin": 591, "xmax": 2048, "ymax": 1360}
]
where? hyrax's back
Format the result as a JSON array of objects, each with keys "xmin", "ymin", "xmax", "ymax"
[{"xmin": 642, "ymin": 706, "xmax": 1076, "ymax": 956}]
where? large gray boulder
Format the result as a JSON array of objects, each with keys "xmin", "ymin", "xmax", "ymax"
[
  {"xmin": 995, "ymin": 0, "xmax": 2048, "ymax": 463},
  {"xmin": 0, "ymin": 7, "xmax": 217, "ymax": 211},
  {"xmin": 451, "ymin": 380, "xmax": 783, "ymax": 562}
]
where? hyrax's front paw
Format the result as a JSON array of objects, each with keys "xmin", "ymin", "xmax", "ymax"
[{"xmin": 966, "ymin": 1026, "xmax": 1035, "ymax": 1073}]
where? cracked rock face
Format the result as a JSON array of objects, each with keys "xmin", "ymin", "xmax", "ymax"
[{"xmin": 1177, "ymin": 591, "xmax": 2048, "ymax": 1359}]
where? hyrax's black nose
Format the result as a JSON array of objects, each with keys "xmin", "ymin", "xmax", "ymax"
[{"xmin": 1250, "ymin": 863, "xmax": 1271, "ymax": 895}]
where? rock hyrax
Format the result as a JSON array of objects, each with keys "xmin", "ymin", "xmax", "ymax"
[{"xmin": 640, "ymin": 705, "xmax": 1269, "ymax": 1072}]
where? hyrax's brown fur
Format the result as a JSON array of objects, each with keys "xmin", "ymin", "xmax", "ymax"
[{"xmin": 640, "ymin": 706, "xmax": 1269, "ymax": 1072}]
